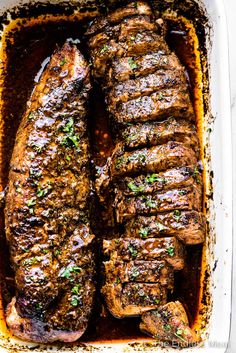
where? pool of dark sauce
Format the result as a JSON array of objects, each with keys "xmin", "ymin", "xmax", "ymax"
[{"xmin": 0, "ymin": 8, "xmax": 203, "ymax": 343}]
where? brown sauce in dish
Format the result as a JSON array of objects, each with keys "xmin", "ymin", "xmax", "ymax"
[{"xmin": 0, "ymin": 10, "xmax": 205, "ymax": 343}]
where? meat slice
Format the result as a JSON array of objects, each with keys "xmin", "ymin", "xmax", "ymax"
[
  {"xmin": 96, "ymin": 163, "xmax": 202, "ymax": 206},
  {"xmin": 124, "ymin": 211, "xmax": 206, "ymax": 245},
  {"xmin": 110, "ymin": 142, "xmax": 198, "ymax": 178},
  {"xmin": 109, "ymin": 52, "xmax": 183, "ymax": 83},
  {"xmin": 90, "ymin": 32, "xmax": 170, "ymax": 78},
  {"xmin": 104, "ymin": 260, "xmax": 174, "ymax": 288},
  {"xmin": 115, "ymin": 184, "xmax": 202, "ymax": 222},
  {"xmin": 125, "ymin": 32, "xmax": 170, "ymax": 58},
  {"xmin": 115, "ymin": 166, "xmax": 202, "ymax": 197},
  {"xmin": 89, "ymin": 15, "xmax": 156, "ymax": 50},
  {"xmin": 5, "ymin": 43, "xmax": 95, "ymax": 343},
  {"xmin": 118, "ymin": 15, "xmax": 156, "ymax": 39},
  {"xmin": 121, "ymin": 118, "xmax": 199, "ymax": 152},
  {"xmin": 108, "ymin": 69, "xmax": 187, "ymax": 107},
  {"xmin": 114, "ymin": 86, "xmax": 194, "ymax": 124},
  {"xmin": 140, "ymin": 301, "xmax": 198, "ymax": 344},
  {"xmin": 103, "ymin": 237, "xmax": 185, "ymax": 270},
  {"xmin": 108, "ymin": 1, "xmax": 152, "ymax": 24},
  {"xmin": 86, "ymin": 1, "xmax": 204, "ymax": 332},
  {"xmin": 101, "ymin": 282, "xmax": 167, "ymax": 318},
  {"xmin": 86, "ymin": 1, "xmax": 152, "ymax": 37}
]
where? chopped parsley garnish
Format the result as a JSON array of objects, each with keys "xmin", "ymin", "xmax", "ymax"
[
  {"xmin": 167, "ymin": 246, "xmax": 175, "ymax": 257},
  {"xmin": 71, "ymin": 297, "xmax": 79, "ymax": 307},
  {"xmin": 158, "ymin": 93, "xmax": 164, "ymax": 100},
  {"xmin": 36, "ymin": 185, "xmax": 52, "ymax": 198},
  {"xmin": 36, "ymin": 189, "xmax": 44, "ymax": 198},
  {"xmin": 193, "ymin": 166, "xmax": 201, "ymax": 184},
  {"xmin": 173, "ymin": 209, "xmax": 181, "ymax": 222},
  {"xmin": 156, "ymin": 222, "xmax": 165, "ymax": 232},
  {"xmin": 127, "ymin": 151, "xmax": 146, "ymax": 163},
  {"xmin": 130, "ymin": 267, "xmax": 140, "ymax": 279},
  {"xmin": 62, "ymin": 118, "xmax": 74, "ymax": 134},
  {"xmin": 154, "ymin": 298, "xmax": 160, "ymax": 304},
  {"xmin": 128, "ymin": 58, "xmax": 138, "ymax": 70},
  {"xmin": 116, "ymin": 277, "xmax": 121, "ymax": 285},
  {"xmin": 126, "ymin": 133, "xmax": 138, "ymax": 142},
  {"xmin": 100, "ymin": 44, "xmax": 109, "ymax": 54},
  {"xmin": 66, "ymin": 155, "xmax": 71, "ymax": 161},
  {"xmin": 178, "ymin": 189, "xmax": 188, "ymax": 196},
  {"xmin": 60, "ymin": 57, "xmax": 67, "ymax": 66},
  {"xmin": 115, "ymin": 156, "xmax": 126, "ymax": 169},
  {"xmin": 163, "ymin": 324, "xmax": 171, "ymax": 331},
  {"xmin": 128, "ymin": 244, "xmax": 138, "ymax": 258},
  {"xmin": 29, "ymin": 168, "xmax": 42, "ymax": 179},
  {"xmin": 26, "ymin": 198, "xmax": 36, "ymax": 207},
  {"xmin": 70, "ymin": 285, "xmax": 82, "ymax": 306},
  {"xmin": 23, "ymin": 257, "xmax": 39, "ymax": 267},
  {"xmin": 67, "ymin": 135, "xmax": 79, "ymax": 148},
  {"xmin": 28, "ymin": 112, "xmax": 35, "ymax": 120},
  {"xmin": 54, "ymin": 249, "xmax": 61, "ymax": 257},
  {"xmin": 60, "ymin": 265, "xmax": 81, "ymax": 279},
  {"xmin": 146, "ymin": 174, "xmax": 158, "ymax": 183},
  {"xmin": 30, "ymin": 142, "xmax": 42, "ymax": 153},
  {"xmin": 127, "ymin": 181, "xmax": 145, "ymax": 193},
  {"xmin": 71, "ymin": 284, "xmax": 81, "ymax": 295},
  {"xmin": 174, "ymin": 329, "xmax": 188, "ymax": 343},
  {"xmin": 146, "ymin": 198, "xmax": 157, "ymax": 208},
  {"xmin": 35, "ymin": 303, "xmax": 43, "ymax": 311},
  {"xmin": 60, "ymin": 118, "xmax": 80, "ymax": 149},
  {"xmin": 139, "ymin": 227, "xmax": 149, "ymax": 238}
]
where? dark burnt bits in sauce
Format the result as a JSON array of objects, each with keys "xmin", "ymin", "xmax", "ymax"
[{"xmin": 0, "ymin": 9, "xmax": 203, "ymax": 343}]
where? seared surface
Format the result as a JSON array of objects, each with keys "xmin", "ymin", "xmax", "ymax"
[
  {"xmin": 104, "ymin": 260, "xmax": 174, "ymax": 288},
  {"xmin": 5, "ymin": 43, "xmax": 95, "ymax": 343},
  {"xmin": 140, "ymin": 301, "xmax": 198, "ymax": 344},
  {"xmin": 115, "ymin": 184, "xmax": 202, "ymax": 222},
  {"xmin": 124, "ymin": 211, "xmax": 206, "ymax": 245},
  {"xmin": 120, "ymin": 118, "xmax": 199, "ymax": 152},
  {"xmin": 109, "ymin": 52, "xmax": 182, "ymax": 83},
  {"xmin": 87, "ymin": 0, "xmax": 205, "ymax": 328},
  {"xmin": 102, "ymin": 282, "xmax": 167, "ymax": 318},
  {"xmin": 115, "ymin": 166, "xmax": 202, "ymax": 196},
  {"xmin": 103, "ymin": 237, "xmax": 185, "ymax": 271},
  {"xmin": 108, "ymin": 70, "xmax": 187, "ymax": 107},
  {"xmin": 111, "ymin": 142, "xmax": 198, "ymax": 178},
  {"xmin": 86, "ymin": 1, "xmax": 152, "ymax": 37},
  {"xmin": 90, "ymin": 32, "xmax": 170, "ymax": 78},
  {"xmin": 114, "ymin": 87, "xmax": 194, "ymax": 123}
]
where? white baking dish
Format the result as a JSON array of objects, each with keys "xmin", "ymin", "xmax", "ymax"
[{"xmin": 0, "ymin": 0, "xmax": 232, "ymax": 352}]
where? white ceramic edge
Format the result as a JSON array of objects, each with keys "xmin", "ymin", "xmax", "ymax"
[{"xmin": 0, "ymin": 0, "xmax": 232, "ymax": 352}]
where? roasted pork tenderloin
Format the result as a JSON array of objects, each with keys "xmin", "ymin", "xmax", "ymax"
[
  {"xmin": 87, "ymin": 1, "xmax": 204, "ymax": 343},
  {"xmin": 5, "ymin": 42, "xmax": 95, "ymax": 343}
]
